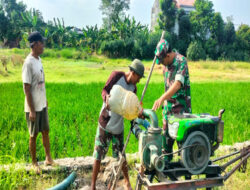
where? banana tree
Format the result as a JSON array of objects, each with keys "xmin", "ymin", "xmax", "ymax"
[
  {"xmin": 21, "ymin": 8, "xmax": 38, "ymax": 33},
  {"xmin": 44, "ymin": 26, "xmax": 54, "ymax": 48},
  {"xmin": 52, "ymin": 18, "xmax": 66, "ymax": 49},
  {"xmin": 82, "ymin": 25, "xmax": 104, "ymax": 52},
  {"xmin": 112, "ymin": 16, "xmax": 146, "ymax": 40}
]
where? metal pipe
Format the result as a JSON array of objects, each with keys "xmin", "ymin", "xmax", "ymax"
[
  {"xmin": 132, "ymin": 118, "xmax": 150, "ymax": 138},
  {"xmin": 221, "ymin": 150, "xmax": 249, "ymax": 170},
  {"xmin": 218, "ymin": 109, "xmax": 225, "ymax": 120},
  {"xmin": 224, "ymin": 152, "xmax": 250, "ymax": 181},
  {"xmin": 212, "ymin": 150, "xmax": 240, "ymax": 162},
  {"xmin": 142, "ymin": 109, "xmax": 158, "ymax": 128},
  {"xmin": 47, "ymin": 172, "xmax": 77, "ymax": 190}
]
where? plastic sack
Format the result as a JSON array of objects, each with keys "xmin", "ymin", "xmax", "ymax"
[{"xmin": 108, "ymin": 85, "xmax": 142, "ymax": 120}]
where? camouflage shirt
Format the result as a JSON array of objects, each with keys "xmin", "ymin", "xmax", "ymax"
[{"xmin": 163, "ymin": 53, "xmax": 191, "ymax": 117}]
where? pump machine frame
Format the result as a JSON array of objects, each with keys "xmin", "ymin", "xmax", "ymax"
[{"xmin": 131, "ymin": 109, "xmax": 249, "ymax": 190}]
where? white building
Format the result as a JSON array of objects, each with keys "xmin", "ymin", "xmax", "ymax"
[{"xmin": 151, "ymin": 0, "xmax": 195, "ymax": 34}]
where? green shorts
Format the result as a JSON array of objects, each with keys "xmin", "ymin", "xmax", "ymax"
[
  {"xmin": 93, "ymin": 126, "xmax": 124, "ymax": 161},
  {"xmin": 25, "ymin": 108, "xmax": 49, "ymax": 137}
]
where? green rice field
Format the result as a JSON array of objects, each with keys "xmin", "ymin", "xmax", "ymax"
[
  {"xmin": 0, "ymin": 50, "xmax": 250, "ymax": 189},
  {"xmin": 0, "ymin": 82, "xmax": 249, "ymax": 164}
]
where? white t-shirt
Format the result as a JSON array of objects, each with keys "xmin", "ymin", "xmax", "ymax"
[{"xmin": 22, "ymin": 53, "xmax": 47, "ymax": 112}]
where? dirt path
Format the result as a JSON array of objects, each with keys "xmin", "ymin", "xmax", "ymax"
[{"xmin": 1, "ymin": 141, "xmax": 249, "ymax": 189}]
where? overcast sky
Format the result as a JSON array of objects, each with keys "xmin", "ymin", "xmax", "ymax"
[{"xmin": 17, "ymin": 0, "xmax": 250, "ymax": 29}]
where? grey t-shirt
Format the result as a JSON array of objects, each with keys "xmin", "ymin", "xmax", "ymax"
[
  {"xmin": 22, "ymin": 53, "xmax": 46, "ymax": 112},
  {"xmin": 98, "ymin": 71, "xmax": 136, "ymax": 134}
]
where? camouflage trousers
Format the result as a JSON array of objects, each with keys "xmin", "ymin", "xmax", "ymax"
[
  {"xmin": 163, "ymin": 103, "xmax": 186, "ymax": 125},
  {"xmin": 93, "ymin": 126, "xmax": 124, "ymax": 161},
  {"xmin": 162, "ymin": 103, "xmax": 186, "ymax": 161}
]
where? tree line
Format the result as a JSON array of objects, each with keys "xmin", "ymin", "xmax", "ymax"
[{"xmin": 0, "ymin": 0, "xmax": 249, "ymax": 61}]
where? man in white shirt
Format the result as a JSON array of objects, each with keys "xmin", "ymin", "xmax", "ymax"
[{"xmin": 22, "ymin": 31, "xmax": 54, "ymax": 173}]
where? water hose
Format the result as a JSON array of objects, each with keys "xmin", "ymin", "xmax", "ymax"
[{"xmin": 47, "ymin": 172, "xmax": 77, "ymax": 190}]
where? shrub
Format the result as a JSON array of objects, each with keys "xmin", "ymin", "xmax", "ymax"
[
  {"xmin": 41, "ymin": 49, "xmax": 58, "ymax": 58},
  {"xmin": 175, "ymin": 39, "xmax": 188, "ymax": 56},
  {"xmin": 205, "ymin": 39, "xmax": 219, "ymax": 60},
  {"xmin": 19, "ymin": 33, "xmax": 29, "ymax": 49},
  {"xmin": 133, "ymin": 32, "xmax": 148, "ymax": 59},
  {"xmin": 60, "ymin": 49, "xmax": 74, "ymax": 59},
  {"xmin": 220, "ymin": 44, "xmax": 250, "ymax": 62},
  {"xmin": 232, "ymin": 50, "xmax": 250, "ymax": 62},
  {"xmin": 187, "ymin": 41, "xmax": 206, "ymax": 61},
  {"xmin": 143, "ymin": 31, "xmax": 163, "ymax": 59},
  {"xmin": 12, "ymin": 48, "xmax": 24, "ymax": 55},
  {"xmin": 124, "ymin": 38, "xmax": 135, "ymax": 57},
  {"xmin": 0, "ymin": 56, "xmax": 8, "ymax": 71},
  {"xmin": 101, "ymin": 39, "xmax": 125, "ymax": 58},
  {"xmin": 131, "ymin": 42, "xmax": 143, "ymax": 59},
  {"xmin": 11, "ymin": 55, "xmax": 24, "ymax": 66},
  {"xmin": 72, "ymin": 51, "xmax": 81, "ymax": 60}
]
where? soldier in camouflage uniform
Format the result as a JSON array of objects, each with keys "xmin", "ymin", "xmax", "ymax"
[{"xmin": 152, "ymin": 39, "xmax": 192, "ymax": 161}]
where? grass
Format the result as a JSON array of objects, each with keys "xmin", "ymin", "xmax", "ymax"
[
  {"xmin": 0, "ymin": 48, "xmax": 250, "ymax": 83},
  {"xmin": 0, "ymin": 82, "xmax": 249, "ymax": 164},
  {"xmin": 0, "ymin": 164, "xmax": 67, "ymax": 190},
  {"xmin": 0, "ymin": 48, "xmax": 249, "ymax": 189},
  {"xmin": 0, "ymin": 165, "xmax": 34, "ymax": 189}
]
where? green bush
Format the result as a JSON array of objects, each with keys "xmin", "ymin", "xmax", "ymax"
[
  {"xmin": 187, "ymin": 41, "xmax": 206, "ymax": 61},
  {"xmin": 175, "ymin": 39, "xmax": 188, "ymax": 56},
  {"xmin": 41, "ymin": 49, "xmax": 58, "ymax": 58},
  {"xmin": 132, "ymin": 32, "xmax": 148, "ymax": 59},
  {"xmin": 219, "ymin": 44, "xmax": 250, "ymax": 62},
  {"xmin": 143, "ymin": 32, "xmax": 161, "ymax": 59},
  {"xmin": 205, "ymin": 39, "xmax": 219, "ymax": 60},
  {"xmin": 99, "ymin": 31, "xmax": 175, "ymax": 59},
  {"xmin": 60, "ymin": 49, "xmax": 74, "ymax": 59},
  {"xmin": 141, "ymin": 31, "xmax": 173, "ymax": 59},
  {"xmin": 232, "ymin": 50, "xmax": 250, "ymax": 62},
  {"xmin": 12, "ymin": 48, "xmax": 24, "ymax": 55},
  {"xmin": 131, "ymin": 42, "xmax": 143, "ymax": 59},
  {"xmin": 124, "ymin": 38, "xmax": 135, "ymax": 57},
  {"xmin": 140, "ymin": 31, "xmax": 162, "ymax": 59},
  {"xmin": 19, "ymin": 33, "xmax": 29, "ymax": 49},
  {"xmin": 101, "ymin": 39, "xmax": 125, "ymax": 58},
  {"xmin": 72, "ymin": 51, "xmax": 82, "ymax": 60}
]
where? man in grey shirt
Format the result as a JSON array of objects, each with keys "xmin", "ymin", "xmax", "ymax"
[
  {"xmin": 91, "ymin": 59, "xmax": 145, "ymax": 190},
  {"xmin": 22, "ymin": 31, "xmax": 54, "ymax": 173}
]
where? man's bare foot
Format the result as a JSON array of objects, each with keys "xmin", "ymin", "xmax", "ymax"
[
  {"xmin": 44, "ymin": 160, "xmax": 58, "ymax": 166},
  {"xmin": 32, "ymin": 163, "xmax": 41, "ymax": 174},
  {"xmin": 124, "ymin": 181, "xmax": 132, "ymax": 190}
]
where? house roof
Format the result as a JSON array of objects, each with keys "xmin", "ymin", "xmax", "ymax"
[{"xmin": 175, "ymin": 0, "xmax": 195, "ymax": 8}]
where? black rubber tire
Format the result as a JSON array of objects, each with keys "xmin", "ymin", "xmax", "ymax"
[{"xmin": 181, "ymin": 131, "xmax": 211, "ymax": 175}]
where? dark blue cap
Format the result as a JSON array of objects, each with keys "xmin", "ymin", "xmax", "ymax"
[{"xmin": 28, "ymin": 31, "xmax": 46, "ymax": 43}]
